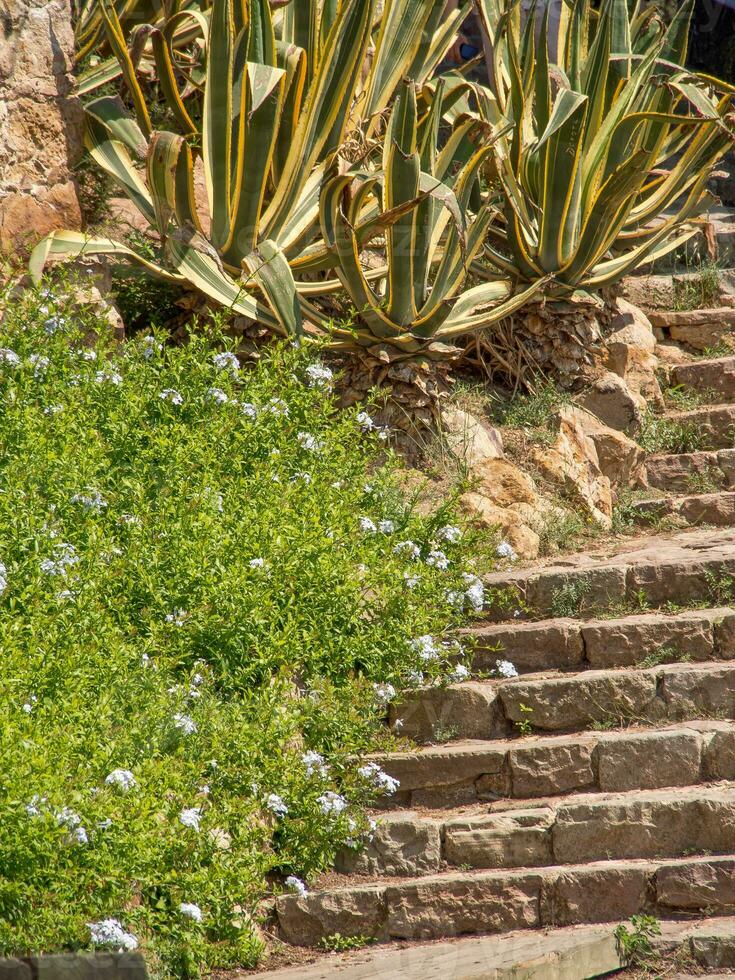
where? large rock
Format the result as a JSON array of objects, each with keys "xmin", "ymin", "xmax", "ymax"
[
  {"xmin": 443, "ymin": 809, "xmax": 554, "ymax": 869},
  {"xmin": 568, "ymin": 405, "xmax": 645, "ymax": 490},
  {"xmin": 441, "ymin": 407, "xmax": 504, "ymax": 469},
  {"xmin": 604, "ymin": 298, "xmax": 663, "ymax": 410},
  {"xmin": 531, "ymin": 406, "xmax": 613, "ymax": 527},
  {"xmin": 0, "ymin": 0, "xmax": 82, "ymax": 251},
  {"xmin": 459, "ymin": 493, "xmax": 541, "ymax": 560},
  {"xmin": 576, "ymin": 371, "xmax": 643, "ymax": 435},
  {"xmin": 649, "ymin": 309, "xmax": 735, "ymax": 352},
  {"xmin": 336, "ymin": 813, "xmax": 441, "ymax": 877}
]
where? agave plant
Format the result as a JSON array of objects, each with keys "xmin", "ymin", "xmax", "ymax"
[
  {"xmin": 33, "ymin": 0, "xmax": 474, "ymax": 344},
  {"xmin": 317, "ymin": 79, "xmax": 543, "ymax": 357},
  {"xmin": 474, "ymin": 0, "xmax": 735, "ymax": 295}
]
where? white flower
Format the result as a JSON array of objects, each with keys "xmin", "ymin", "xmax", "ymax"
[
  {"xmin": 298, "ymin": 431, "xmax": 323, "ymax": 452},
  {"xmin": 358, "ymin": 762, "xmax": 400, "ymax": 795},
  {"xmin": 87, "ymin": 919, "xmax": 138, "ymax": 951},
  {"xmin": 213, "ymin": 351, "xmax": 239, "ymax": 374},
  {"xmin": 179, "ymin": 807, "xmax": 202, "ymax": 831},
  {"xmin": 445, "ymin": 589, "xmax": 464, "ymax": 608},
  {"xmin": 359, "ymin": 517, "xmax": 377, "ymax": 533},
  {"xmin": 411, "ymin": 635, "xmax": 439, "ymax": 662},
  {"xmin": 56, "ymin": 807, "xmax": 82, "ymax": 829},
  {"xmin": 142, "ymin": 336, "xmax": 162, "ymax": 359},
  {"xmin": 173, "ymin": 713, "xmax": 197, "ymax": 735},
  {"xmin": 356, "ymin": 411, "xmax": 375, "ymax": 432},
  {"xmin": 97, "ymin": 818, "xmax": 113, "ymax": 830},
  {"xmin": 72, "ymin": 826, "xmax": 89, "ymax": 845},
  {"xmin": 394, "ymin": 540, "xmax": 420, "ymax": 559},
  {"xmin": 403, "ymin": 572, "xmax": 420, "ymax": 589},
  {"xmin": 284, "ymin": 875, "xmax": 309, "ymax": 898},
  {"xmin": 267, "ymin": 397, "xmax": 289, "ymax": 417},
  {"xmin": 495, "ymin": 659, "xmax": 519, "ymax": 678},
  {"xmin": 241, "ymin": 402, "xmax": 258, "ymax": 419},
  {"xmin": 71, "ymin": 490, "xmax": 107, "ymax": 512},
  {"xmin": 40, "ymin": 543, "xmax": 78, "ymax": 577},
  {"xmin": 496, "ymin": 541, "xmax": 518, "ymax": 561},
  {"xmin": 80, "ymin": 349, "xmax": 98, "ymax": 361},
  {"xmin": 373, "ymin": 682, "xmax": 396, "ymax": 703},
  {"xmin": 0, "ymin": 348, "xmax": 20, "ymax": 366},
  {"xmin": 179, "ymin": 902, "xmax": 203, "ymax": 922},
  {"xmin": 166, "ymin": 609, "xmax": 187, "ymax": 626},
  {"xmin": 120, "ymin": 513, "xmax": 140, "ymax": 526},
  {"xmin": 22, "ymin": 695, "xmax": 38, "ymax": 714},
  {"xmin": 376, "ymin": 426, "xmax": 390, "ymax": 442},
  {"xmin": 159, "ymin": 388, "xmax": 184, "ymax": 405},
  {"xmin": 265, "ymin": 793, "xmax": 288, "ymax": 817},
  {"xmin": 249, "ymin": 557, "xmax": 265, "ymax": 569},
  {"xmin": 462, "ymin": 573, "xmax": 485, "ymax": 612},
  {"xmin": 0, "ymin": 560, "xmax": 7, "ymax": 596},
  {"xmin": 95, "ymin": 370, "xmax": 122, "ymax": 385},
  {"xmin": 378, "ymin": 520, "xmax": 395, "ymax": 534},
  {"xmin": 304, "ymin": 363, "xmax": 333, "ymax": 389},
  {"xmin": 29, "ymin": 354, "xmax": 49, "ymax": 377},
  {"xmin": 426, "ymin": 550, "xmax": 449, "ymax": 570},
  {"xmin": 449, "ymin": 664, "xmax": 470, "ymax": 683},
  {"xmin": 43, "ymin": 404, "xmax": 64, "ymax": 416},
  {"xmin": 438, "ymin": 525, "xmax": 462, "ymax": 544},
  {"xmin": 43, "ymin": 316, "xmax": 65, "ymax": 335},
  {"xmin": 292, "ymin": 471, "xmax": 311, "ymax": 484},
  {"xmin": 317, "ymin": 791, "xmax": 347, "ymax": 816},
  {"xmin": 105, "ymin": 769, "xmax": 136, "ymax": 792},
  {"xmin": 25, "ymin": 795, "xmax": 47, "ymax": 817},
  {"xmin": 206, "ymin": 387, "xmax": 229, "ymax": 405},
  {"xmin": 302, "ymin": 750, "xmax": 328, "ymax": 777}
]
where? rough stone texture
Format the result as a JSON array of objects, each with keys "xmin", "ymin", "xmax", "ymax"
[
  {"xmin": 499, "ymin": 670, "xmax": 659, "ymax": 732},
  {"xmin": 645, "ymin": 450, "xmax": 730, "ymax": 493},
  {"xmin": 552, "ymin": 790, "xmax": 735, "ymax": 864},
  {"xmin": 389, "ymin": 682, "xmax": 506, "ymax": 744},
  {"xmin": 373, "ymin": 743, "xmax": 508, "ymax": 796},
  {"xmin": 656, "ymin": 858, "xmax": 735, "ymax": 912},
  {"xmin": 704, "ymin": 729, "xmax": 735, "ymax": 781},
  {"xmin": 467, "ymin": 619, "xmax": 584, "ymax": 673},
  {"xmin": 649, "ymin": 309, "xmax": 735, "ymax": 351},
  {"xmin": 460, "ymin": 492, "xmax": 540, "ymax": 560},
  {"xmin": 0, "ymin": 963, "xmax": 31, "ymax": 980},
  {"xmin": 525, "ymin": 565, "xmax": 628, "ymax": 617},
  {"xmin": 570, "ymin": 407, "xmax": 645, "ymax": 489},
  {"xmin": 672, "ymin": 356, "xmax": 735, "ymax": 402},
  {"xmin": 576, "ymin": 371, "xmax": 643, "ymax": 434},
  {"xmin": 604, "ymin": 298, "xmax": 663, "ymax": 410},
  {"xmin": 443, "ymin": 810, "xmax": 554, "ymax": 870},
  {"xmin": 0, "ymin": 0, "xmax": 82, "ymax": 252},
  {"xmin": 441, "ymin": 408, "xmax": 504, "ymax": 469},
  {"xmin": 384, "ymin": 871, "xmax": 542, "ymax": 939},
  {"xmin": 581, "ymin": 610, "xmax": 719, "ymax": 668},
  {"xmin": 541, "ymin": 863, "xmax": 652, "ymax": 926},
  {"xmin": 659, "ymin": 664, "xmax": 735, "ymax": 721},
  {"xmin": 336, "ymin": 813, "xmax": 441, "ymax": 877},
  {"xmin": 664, "ymin": 404, "xmax": 735, "ymax": 451},
  {"xmin": 633, "ymin": 491, "xmax": 735, "ymax": 528},
  {"xmin": 30, "ymin": 955, "xmax": 148, "ymax": 979},
  {"xmin": 508, "ymin": 739, "xmax": 596, "ymax": 798},
  {"xmin": 531, "ymin": 407, "xmax": 613, "ymax": 527},
  {"xmin": 276, "ymin": 885, "xmax": 387, "ymax": 946},
  {"xmin": 596, "ymin": 729, "xmax": 703, "ymax": 792}
]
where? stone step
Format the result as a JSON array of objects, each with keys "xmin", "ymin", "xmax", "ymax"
[
  {"xmin": 632, "ymin": 491, "xmax": 735, "ymax": 528},
  {"xmin": 483, "ymin": 527, "xmax": 735, "ymax": 620},
  {"xmin": 671, "ymin": 356, "xmax": 735, "ymax": 402},
  {"xmin": 372, "ymin": 722, "xmax": 735, "ymax": 809},
  {"xmin": 275, "ymin": 855, "xmax": 735, "ymax": 947},
  {"xmin": 336, "ymin": 785, "xmax": 735, "ymax": 878},
  {"xmin": 390, "ymin": 661, "xmax": 735, "ymax": 742},
  {"xmin": 645, "ymin": 449, "xmax": 735, "ymax": 493},
  {"xmin": 664, "ymin": 404, "xmax": 735, "ymax": 451},
  {"xmin": 257, "ymin": 923, "xmax": 627, "ymax": 979},
  {"xmin": 465, "ymin": 607, "xmax": 735, "ymax": 674}
]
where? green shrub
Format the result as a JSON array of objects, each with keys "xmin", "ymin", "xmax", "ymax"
[{"xmin": 0, "ymin": 282, "xmax": 484, "ymax": 976}]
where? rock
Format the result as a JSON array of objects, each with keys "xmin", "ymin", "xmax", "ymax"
[
  {"xmin": 0, "ymin": 0, "xmax": 82, "ymax": 252},
  {"xmin": 508, "ymin": 739, "xmax": 596, "ymax": 798},
  {"xmin": 656, "ymin": 342, "xmax": 694, "ymax": 367},
  {"xmin": 607, "ymin": 298, "xmax": 657, "ymax": 353},
  {"xmin": 443, "ymin": 809, "xmax": 554, "ymax": 869},
  {"xmin": 473, "ymin": 458, "xmax": 537, "ymax": 507},
  {"xmin": 656, "ymin": 858, "xmax": 735, "ymax": 912},
  {"xmin": 576, "ymin": 371, "xmax": 643, "ymax": 435},
  {"xmin": 468, "ymin": 619, "xmax": 585, "ymax": 674},
  {"xmin": 336, "ymin": 813, "xmax": 441, "ymax": 877},
  {"xmin": 596, "ymin": 729, "xmax": 703, "ymax": 793},
  {"xmin": 660, "ymin": 664, "xmax": 735, "ymax": 721},
  {"xmin": 389, "ymin": 682, "xmax": 507, "ymax": 743},
  {"xmin": 649, "ymin": 309, "xmax": 735, "ymax": 352},
  {"xmin": 530, "ymin": 406, "xmax": 613, "ymax": 527},
  {"xmin": 567, "ymin": 405, "xmax": 645, "ymax": 489},
  {"xmin": 703, "ymin": 730, "xmax": 735, "ymax": 781},
  {"xmin": 276, "ymin": 884, "xmax": 387, "ymax": 946},
  {"xmin": 604, "ymin": 298, "xmax": 663, "ymax": 409},
  {"xmin": 70, "ymin": 273, "xmax": 125, "ymax": 340},
  {"xmin": 541, "ymin": 864, "xmax": 651, "ymax": 926},
  {"xmin": 384, "ymin": 871, "xmax": 542, "ymax": 939},
  {"xmin": 460, "ymin": 493, "xmax": 540, "ymax": 560},
  {"xmin": 621, "ymin": 274, "xmax": 676, "ymax": 312},
  {"xmin": 441, "ymin": 407, "xmax": 503, "ymax": 468},
  {"xmin": 581, "ymin": 611, "xmax": 718, "ymax": 669}
]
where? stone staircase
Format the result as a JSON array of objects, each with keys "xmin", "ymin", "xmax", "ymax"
[
  {"xmin": 634, "ymin": 356, "xmax": 735, "ymax": 527},
  {"xmin": 269, "ymin": 356, "xmax": 735, "ymax": 977}
]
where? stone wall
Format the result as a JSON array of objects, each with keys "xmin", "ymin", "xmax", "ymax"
[{"xmin": 0, "ymin": 0, "xmax": 82, "ymax": 254}]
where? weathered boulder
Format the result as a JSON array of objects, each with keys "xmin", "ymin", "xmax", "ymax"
[
  {"xmin": 604, "ymin": 298, "xmax": 663, "ymax": 410},
  {"xmin": 576, "ymin": 371, "xmax": 643, "ymax": 435},
  {"xmin": 0, "ymin": 0, "xmax": 82, "ymax": 252},
  {"xmin": 531, "ymin": 406, "xmax": 613, "ymax": 527},
  {"xmin": 569, "ymin": 405, "xmax": 645, "ymax": 490},
  {"xmin": 441, "ymin": 407, "xmax": 503, "ymax": 469}
]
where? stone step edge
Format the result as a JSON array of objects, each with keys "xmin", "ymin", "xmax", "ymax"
[
  {"xmin": 463, "ymin": 605, "xmax": 735, "ymax": 674},
  {"xmin": 631, "ymin": 491, "xmax": 735, "ymax": 524},
  {"xmin": 338, "ymin": 784, "xmax": 735, "ymax": 878},
  {"xmin": 275, "ymin": 854, "xmax": 735, "ymax": 947},
  {"xmin": 257, "ymin": 917, "xmax": 735, "ymax": 979},
  {"xmin": 371, "ymin": 721, "xmax": 735, "ymax": 806},
  {"xmin": 0, "ymin": 953, "xmax": 147, "ymax": 979},
  {"xmin": 482, "ymin": 529, "xmax": 735, "ymax": 621},
  {"xmin": 390, "ymin": 659, "xmax": 735, "ymax": 742}
]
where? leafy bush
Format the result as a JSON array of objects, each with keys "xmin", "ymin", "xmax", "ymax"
[{"xmin": 0, "ymin": 281, "xmax": 484, "ymax": 976}]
